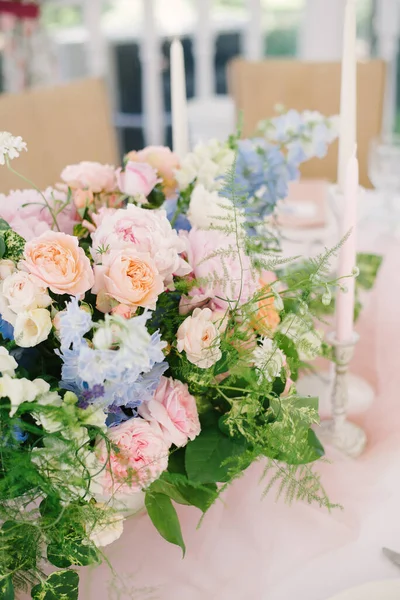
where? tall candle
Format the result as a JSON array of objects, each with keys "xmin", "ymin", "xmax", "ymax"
[
  {"xmin": 336, "ymin": 149, "xmax": 359, "ymax": 342},
  {"xmin": 170, "ymin": 38, "xmax": 189, "ymax": 158},
  {"xmin": 337, "ymin": 0, "xmax": 357, "ymax": 191}
]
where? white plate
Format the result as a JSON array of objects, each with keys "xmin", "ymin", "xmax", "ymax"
[{"xmin": 325, "ymin": 580, "xmax": 400, "ymax": 600}]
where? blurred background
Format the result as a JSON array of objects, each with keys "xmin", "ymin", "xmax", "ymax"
[{"xmin": 0, "ymin": 0, "xmax": 397, "ymax": 158}]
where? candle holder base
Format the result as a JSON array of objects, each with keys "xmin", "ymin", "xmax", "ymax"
[{"xmin": 318, "ymin": 419, "xmax": 367, "ymax": 458}]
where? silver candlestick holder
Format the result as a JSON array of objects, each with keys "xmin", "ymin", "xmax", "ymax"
[{"xmin": 318, "ymin": 331, "xmax": 367, "ymax": 458}]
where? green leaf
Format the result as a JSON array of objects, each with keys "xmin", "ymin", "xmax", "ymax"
[
  {"xmin": 167, "ymin": 448, "xmax": 186, "ymax": 475},
  {"xmin": 356, "ymin": 253, "xmax": 383, "ymax": 290},
  {"xmin": 0, "ymin": 218, "xmax": 10, "ymax": 231},
  {"xmin": 145, "ymin": 492, "xmax": 185, "ymax": 555},
  {"xmin": 307, "ymin": 428, "xmax": 325, "ymax": 460},
  {"xmin": 0, "ymin": 235, "xmax": 5, "ymax": 259},
  {"xmin": 185, "ymin": 426, "xmax": 248, "ymax": 484},
  {"xmin": 31, "ymin": 570, "xmax": 79, "ymax": 600},
  {"xmin": 0, "ymin": 576, "xmax": 14, "ymax": 600},
  {"xmin": 149, "ymin": 472, "xmax": 218, "ymax": 512},
  {"xmin": 47, "ymin": 539, "xmax": 100, "ymax": 568}
]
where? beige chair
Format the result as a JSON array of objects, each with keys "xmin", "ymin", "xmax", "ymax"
[
  {"xmin": 228, "ymin": 59, "xmax": 386, "ymax": 188},
  {"xmin": 0, "ymin": 78, "xmax": 119, "ymax": 193}
]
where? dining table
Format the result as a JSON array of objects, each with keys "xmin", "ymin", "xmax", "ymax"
[{"xmin": 76, "ymin": 189, "xmax": 400, "ymax": 600}]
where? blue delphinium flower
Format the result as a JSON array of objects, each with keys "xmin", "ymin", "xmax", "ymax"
[
  {"xmin": 0, "ymin": 314, "xmax": 14, "ymax": 341},
  {"xmin": 111, "ymin": 361, "xmax": 169, "ymax": 409},
  {"xmin": 165, "ymin": 197, "xmax": 192, "ymax": 231},
  {"xmin": 59, "ymin": 296, "xmax": 93, "ymax": 351}
]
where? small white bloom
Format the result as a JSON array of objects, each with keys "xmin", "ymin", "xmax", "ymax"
[
  {"xmin": 33, "ymin": 389, "xmax": 64, "ymax": 433},
  {"xmin": 79, "ymin": 404, "xmax": 107, "ymax": 432},
  {"xmin": 86, "ymin": 505, "xmax": 125, "ymax": 548},
  {"xmin": 0, "ymin": 347, "xmax": 18, "ymax": 376},
  {"xmin": 0, "ymin": 374, "xmax": 39, "ymax": 416},
  {"xmin": 0, "ymin": 132, "xmax": 27, "ymax": 165},
  {"xmin": 279, "ymin": 314, "xmax": 322, "ymax": 361},
  {"xmin": 253, "ymin": 338, "xmax": 285, "ymax": 383},
  {"xmin": 14, "ymin": 308, "xmax": 52, "ymax": 347},
  {"xmin": 187, "ymin": 184, "xmax": 244, "ymax": 231},
  {"xmin": 92, "ymin": 325, "xmax": 114, "ymax": 350}
]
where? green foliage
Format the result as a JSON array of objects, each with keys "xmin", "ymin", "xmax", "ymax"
[
  {"xmin": 31, "ymin": 570, "xmax": 79, "ymax": 600},
  {"xmin": 0, "ymin": 575, "xmax": 14, "ymax": 600},
  {"xmin": 2, "ymin": 229, "xmax": 26, "ymax": 262},
  {"xmin": 149, "ymin": 472, "xmax": 218, "ymax": 512},
  {"xmin": 185, "ymin": 425, "xmax": 248, "ymax": 484},
  {"xmin": 145, "ymin": 492, "xmax": 186, "ymax": 555},
  {"xmin": 356, "ymin": 253, "xmax": 383, "ymax": 290}
]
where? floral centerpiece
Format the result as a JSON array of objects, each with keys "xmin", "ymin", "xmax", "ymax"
[{"xmin": 0, "ymin": 113, "xmax": 339, "ymax": 599}]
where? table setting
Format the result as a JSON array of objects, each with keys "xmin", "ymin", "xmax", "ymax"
[{"xmin": 1, "ymin": 1, "xmax": 400, "ymax": 599}]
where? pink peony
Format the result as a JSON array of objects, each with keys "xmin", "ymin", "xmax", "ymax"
[
  {"xmin": 138, "ymin": 376, "xmax": 200, "ymax": 447},
  {"xmin": 22, "ymin": 231, "xmax": 94, "ymax": 296},
  {"xmin": 91, "ymin": 204, "xmax": 191, "ymax": 286},
  {"xmin": 0, "ymin": 188, "xmax": 77, "ymax": 240},
  {"xmin": 176, "ymin": 307, "xmax": 222, "ymax": 369},
  {"xmin": 92, "ymin": 248, "xmax": 164, "ymax": 310},
  {"xmin": 183, "ymin": 227, "xmax": 257, "ymax": 310},
  {"xmin": 95, "ymin": 418, "xmax": 169, "ymax": 495},
  {"xmin": 116, "ymin": 161, "xmax": 160, "ymax": 199},
  {"xmin": 61, "ymin": 161, "xmax": 116, "ymax": 193},
  {"xmin": 126, "ymin": 146, "xmax": 179, "ymax": 197}
]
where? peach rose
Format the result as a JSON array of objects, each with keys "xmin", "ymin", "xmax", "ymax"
[
  {"xmin": 116, "ymin": 161, "xmax": 160, "ymax": 199},
  {"xmin": 138, "ymin": 376, "xmax": 201, "ymax": 447},
  {"xmin": 126, "ymin": 146, "xmax": 180, "ymax": 197},
  {"xmin": 22, "ymin": 231, "xmax": 94, "ymax": 296},
  {"xmin": 93, "ymin": 248, "xmax": 163, "ymax": 310},
  {"xmin": 251, "ymin": 271, "xmax": 280, "ymax": 336},
  {"xmin": 176, "ymin": 307, "xmax": 222, "ymax": 369}
]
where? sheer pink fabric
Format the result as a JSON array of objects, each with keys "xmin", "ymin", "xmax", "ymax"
[{"xmin": 77, "ymin": 218, "xmax": 400, "ymax": 599}]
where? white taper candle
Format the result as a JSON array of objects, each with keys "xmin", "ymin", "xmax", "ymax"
[
  {"xmin": 170, "ymin": 38, "xmax": 189, "ymax": 159},
  {"xmin": 337, "ymin": 0, "xmax": 357, "ymax": 192},
  {"xmin": 336, "ymin": 147, "xmax": 359, "ymax": 342}
]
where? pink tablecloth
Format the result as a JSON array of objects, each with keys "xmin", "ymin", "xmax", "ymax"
[{"xmin": 76, "ymin": 203, "xmax": 400, "ymax": 600}]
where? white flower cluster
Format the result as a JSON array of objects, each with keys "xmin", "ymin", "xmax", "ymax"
[
  {"xmin": 187, "ymin": 183, "xmax": 245, "ymax": 232},
  {"xmin": 175, "ymin": 138, "xmax": 235, "ymax": 192},
  {"xmin": 279, "ymin": 314, "xmax": 323, "ymax": 361},
  {"xmin": 0, "ymin": 131, "xmax": 27, "ymax": 165},
  {"xmin": 253, "ymin": 337, "xmax": 285, "ymax": 383}
]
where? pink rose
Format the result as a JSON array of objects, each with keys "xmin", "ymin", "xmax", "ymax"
[
  {"xmin": 91, "ymin": 204, "xmax": 191, "ymax": 286},
  {"xmin": 116, "ymin": 161, "xmax": 160, "ymax": 199},
  {"xmin": 93, "ymin": 248, "xmax": 163, "ymax": 310},
  {"xmin": 183, "ymin": 228, "xmax": 257, "ymax": 309},
  {"xmin": 111, "ymin": 303, "xmax": 134, "ymax": 319},
  {"xmin": 138, "ymin": 376, "xmax": 200, "ymax": 447},
  {"xmin": 22, "ymin": 231, "xmax": 94, "ymax": 296},
  {"xmin": 94, "ymin": 418, "xmax": 169, "ymax": 495},
  {"xmin": 126, "ymin": 146, "xmax": 180, "ymax": 197},
  {"xmin": 74, "ymin": 188, "xmax": 94, "ymax": 210},
  {"xmin": 176, "ymin": 307, "xmax": 222, "ymax": 369},
  {"xmin": 61, "ymin": 162, "xmax": 116, "ymax": 193}
]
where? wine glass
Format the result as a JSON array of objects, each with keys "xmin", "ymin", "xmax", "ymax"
[{"xmin": 368, "ymin": 134, "xmax": 400, "ymax": 217}]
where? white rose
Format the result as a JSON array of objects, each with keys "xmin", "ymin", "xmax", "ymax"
[
  {"xmin": 0, "ymin": 259, "xmax": 16, "ymax": 281},
  {"xmin": 187, "ymin": 184, "xmax": 245, "ymax": 231},
  {"xmin": 14, "ymin": 308, "xmax": 52, "ymax": 348},
  {"xmin": 86, "ymin": 505, "xmax": 125, "ymax": 548},
  {"xmin": 1, "ymin": 272, "xmax": 51, "ymax": 315},
  {"xmin": 0, "ymin": 347, "xmax": 17, "ymax": 376},
  {"xmin": 176, "ymin": 307, "xmax": 222, "ymax": 368},
  {"xmin": 33, "ymin": 387, "xmax": 63, "ymax": 433},
  {"xmin": 0, "ymin": 374, "xmax": 39, "ymax": 416}
]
